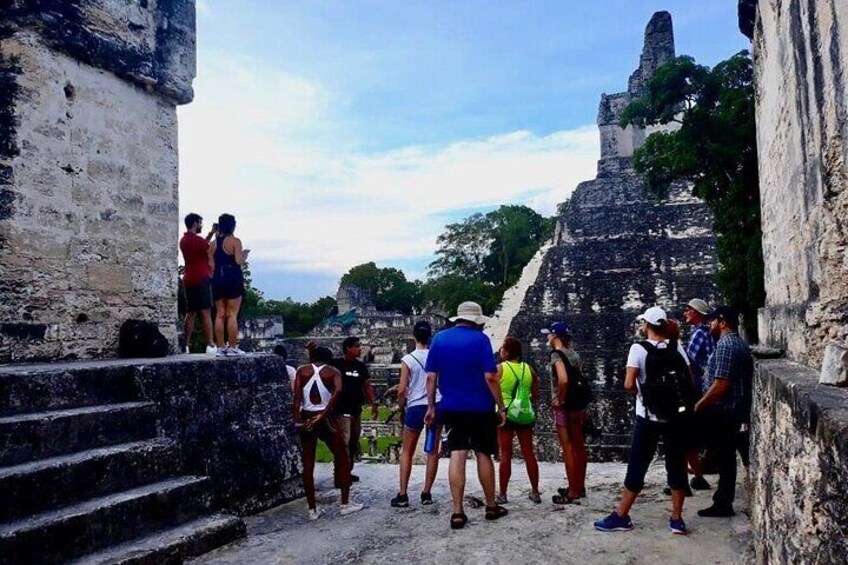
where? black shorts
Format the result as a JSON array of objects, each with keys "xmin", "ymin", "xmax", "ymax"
[
  {"xmin": 212, "ymin": 280, "xmax": 245, "ymax": 301},
  {"xmin": 184, "ymin": 281, "xmax": 212, "ymax": 312},
  {"xmin": 298, "ymin": 410, "xmax": 340, "ymax": 446},
  {"xmin": 442, "ymin": 410, "xmax": 499, "ymax": 456}
]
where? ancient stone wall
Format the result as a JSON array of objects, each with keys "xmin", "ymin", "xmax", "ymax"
[
  {"xmin": 0, "ymin": 1, "xmax": 196, "ymax": 361},
  {"xmin": 747, "ymin": 0, "xmax": 848, "ymax": 366},
  {"xmin": 749, "ymin": 360, "xmax": 848, "ymax": 563},
  {"xmin": 740, "ymin": 2, "xmax": 848, "ymax": 562},
  {"xmin": 495, "ymin": 12, "xmax": 718, "ymax": 461}
]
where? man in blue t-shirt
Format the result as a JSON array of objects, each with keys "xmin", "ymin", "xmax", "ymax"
[{"xmin": 424, "ymin": 301, "xmax": 507, "ymax": 529}]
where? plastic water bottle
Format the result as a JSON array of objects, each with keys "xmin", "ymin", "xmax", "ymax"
[{"xmin": 424, "ymin": 426, "xmax": 437, "ymax": 454}]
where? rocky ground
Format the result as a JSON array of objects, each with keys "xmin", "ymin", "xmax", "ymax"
[{"xmin": 193, "ymin": 460, "xmax": 753, "ymax": 565}]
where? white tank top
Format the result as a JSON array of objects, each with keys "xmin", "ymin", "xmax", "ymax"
[
  {"xmin": 402, "ymin": 349, "xmax": 441, "ymax": 408},
  {"xmin": 301, "ymin": 364, "xmax": 332, "ymax": 411}
]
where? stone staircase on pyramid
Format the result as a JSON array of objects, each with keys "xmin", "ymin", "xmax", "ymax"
[{"xmin": 0, "ymin": 365, "xmax": 246, "ymax": 564}]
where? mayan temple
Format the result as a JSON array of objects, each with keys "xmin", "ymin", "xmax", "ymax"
[{"xmin": 489, "ymin": 12, "xmax": 719, "ymax": 460}]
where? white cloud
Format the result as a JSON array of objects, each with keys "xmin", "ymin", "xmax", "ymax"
[{"xmin": 178, "ymin": 53, "xmax": 599, "ymax": 295}]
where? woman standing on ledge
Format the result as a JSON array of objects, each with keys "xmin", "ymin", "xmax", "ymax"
[{"xmin": 208, "ymin": 213, "xmax": 248, "ymax": 356}]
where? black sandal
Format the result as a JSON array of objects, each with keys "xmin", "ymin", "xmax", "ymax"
[
  {"xmin": 485, "ymin": 505, "xmax": 508, "ymax": 520},
  {"xmin": 450, "ymin": 512, "xmax": 468, "ymax": 529},
  {"xmin": 552, "ymin": 492, "xmax": 581, "ymax": 505}
]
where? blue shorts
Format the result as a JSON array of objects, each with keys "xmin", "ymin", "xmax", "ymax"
[{"xmin": 404, "ymin": 405, "xmax": 442, "ymax": 431}]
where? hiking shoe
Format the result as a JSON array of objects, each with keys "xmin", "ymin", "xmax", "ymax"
[
  {"xmin": 669, "ymin": 517, "xmax": 688, "ymax": 535},
  {"xmin": 594, "ymin": 511, "xmax": 634, "ymax": 532},
  {"xmin": 307, "ymin": 507, "xmax": 324, "ymax": 521},
  {"xmin": 690, "ymin": 476, "xmax": 712, "ymax": 490},
  {"xmin": 205, "ymin": 344, "xmax": 218, "ymax": 355},
  {"xmin": 663, "ymin": 486, "xmax": 693, "ymax": 497},
  {"xmin": 697, "ymin": 504, "xmax": 735, "ymax": 517},
  {"xmin": 390, "ymin": 493, "xmax": 409, "ymax": 508},
  {"xmin": 494, "ymin": 494, "xmax": 508, "ymax": 505},
  {"xmin": 420, "ymin": 492, "xmax": 433, "ymax": 505},
  {"xmin": 340, "ymin": 502, "xmax": 364, "ymax": 516},
  {"xmin": 528, "ymin": 492, "xmax": 542, "ymax": 504}
]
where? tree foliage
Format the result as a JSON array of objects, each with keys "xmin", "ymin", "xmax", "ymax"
[
  {"xmin": 424, "ymin": 205, "xmax": 552, "ymax": 314},
  {"xmin": 340, "ymin": 262, "xmax": 421, "ymax": 314},
  {"xmin": 620, "ymin": 51, "xmax": 764, "ymax": 335}
]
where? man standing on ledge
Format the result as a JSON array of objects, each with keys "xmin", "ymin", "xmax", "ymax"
[
  {"xmin": 425, "ymin": 301, "xmax": 508, "ymax": 529},
  {"xmin": 179, "ymin": 213, "xmax": 217, "ymax": 354},
  {"xmin": 695, "ymin": 305, "xmax": 753, "ymax": 518},
  {"xmin": 333, "ymin": 337, "xmax": 379, "ymax": 483}
]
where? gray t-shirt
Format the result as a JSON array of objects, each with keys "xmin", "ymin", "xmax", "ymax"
[{"xmin": 550, "ymin": 348, "xmax": 582, "ymax": 370}]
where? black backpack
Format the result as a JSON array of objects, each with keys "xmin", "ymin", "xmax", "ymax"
[
  {"xmin": 119, "ymin": 320, "xmax": 170, "ymax": 358},
  {"xmin": 552, "ymin": 349, "xmax": 592, "ymax": 410},
  {"xmin": 639, "ymin": 340, "xmax": 695, "ymax": 419}
]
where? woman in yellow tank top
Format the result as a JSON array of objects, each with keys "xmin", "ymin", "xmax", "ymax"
[{"xmin": 496, "ymin": 337, "xmax": 541, "ymax": 504}]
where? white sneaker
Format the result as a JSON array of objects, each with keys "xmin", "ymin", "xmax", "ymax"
[
  {"xmin": 205, "ymin": 344, "xmax": 218, "ymax": 355},
  {"xmin": 340, "ymin": 502, "xmax": 364, "ymax": 516},
  {"xmin": 216, "ymin": 347, "xmax": 231, "ymax": 357},
  {"xmin": 229, "ymin": 347, "xmax": 246, "ymax": 356},
  {"xmin": 307, "ymin": 507, "xmax": 324, "ymax": 521}
]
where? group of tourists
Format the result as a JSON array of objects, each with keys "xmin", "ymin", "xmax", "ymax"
[
  {"xmin": 290, "ymin": 296, "xmax": 752, "ymax": 535},
  {"xmin": 179, "ymin": 212, "xmax": 248, "ymax": 356}
]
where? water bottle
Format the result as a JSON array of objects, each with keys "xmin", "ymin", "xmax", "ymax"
[{"xmin": 424, "ymin": 426, "xmax": 437, "ymax": 454}]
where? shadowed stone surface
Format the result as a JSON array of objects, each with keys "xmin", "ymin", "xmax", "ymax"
[
  {"xmin": 0, "ymin": 355, "xmax": 299, "ymax": 562},
  {"xmin": 750, "ymin": 359, "xmax": 848, "ymax": 563}
]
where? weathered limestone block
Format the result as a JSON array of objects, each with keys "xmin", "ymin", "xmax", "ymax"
[
  {"xmin": 750, "ymin": 360, "xmax": 848, "ymax": 563},
  {"xmin": 820, "ymin": 342, "xmax": 848, "ymax": 386},
  {"xmin": 745, "ymin": 0, "xmax": 848, "ymax": 366},
  {"xmin": 0, "ymin": 1, "xmax": 196, "ymax": 361}
]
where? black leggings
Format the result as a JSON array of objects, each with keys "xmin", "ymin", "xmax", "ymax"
[{"xmin": 624, "ymin": 416, "xmax": 688, "ymax": 493}]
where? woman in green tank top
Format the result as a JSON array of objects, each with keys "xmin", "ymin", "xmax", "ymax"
[{"xmin": 496, "ymin": 337, "xmax": 541, "ymax": 504}]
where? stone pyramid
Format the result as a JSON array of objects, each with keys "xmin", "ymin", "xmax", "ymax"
[{"xmin": 489, "ymin": 12, "xmax": 718, "ymax": 461}]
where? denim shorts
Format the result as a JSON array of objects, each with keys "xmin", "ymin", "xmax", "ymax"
[{"xmin": 404, "ymin": 404, "xmax": 442, "ymax": 431}]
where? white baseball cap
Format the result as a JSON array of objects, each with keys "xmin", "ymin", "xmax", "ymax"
[{"xmin": 637, "ymin": 306, "xmax": 667, "ymax": 326}]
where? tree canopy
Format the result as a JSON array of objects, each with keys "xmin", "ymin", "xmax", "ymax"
[
  {"xmin": 423, "ymin": 204, "xmax": 552, "ymax": 315},
  {"xmin": 340, "ymin": 262, "xmax": 421, "ymax": 314},
  {"xmin": 620, "ymin": 51, "xmax": 764, "ymax": 335}
]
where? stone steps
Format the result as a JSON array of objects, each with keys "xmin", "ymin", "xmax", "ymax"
[
  {"xmin": 0, "ymin": 439, "xmax": 182, "ymax": 522},
  {"xmin": 0, "ymin": 402, "xmax": 158, "ymax": 466},
  {"xmin": 0, "ymin": 475, "xmax": 215, "ymax": 564},
  {"xmin": 0, "ymin": 366, "xmax": 143, "ymax": 417},
  {"xmin": 68, "ymin": 514, "xmax": 247, "ymax": 565}
]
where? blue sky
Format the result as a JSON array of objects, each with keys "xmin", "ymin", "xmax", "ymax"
[{"xmin": 179, "ymin": 1, "xmax": 749, "ymax": 302}]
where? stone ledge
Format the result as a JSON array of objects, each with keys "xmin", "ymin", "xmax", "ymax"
[{"xmin": 756, "ymin": 358, "xmax": 848, "ymax": 446}]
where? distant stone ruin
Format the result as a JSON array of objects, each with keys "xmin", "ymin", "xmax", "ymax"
[
  {"xmin": 312, "ymin": 284, "xmax": 445, "ymax": 364},
  {"xmin": 0, "ymin": 1, "xmax": 195, "ymax": 362},
  {"xmin": 488, "ymin": 11, "xmax": 718, "ymax": 461}
]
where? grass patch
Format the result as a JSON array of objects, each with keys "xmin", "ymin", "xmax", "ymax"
[{"xmin": 315, "ymin": 436, "xmax": 401, "ymax": 463}]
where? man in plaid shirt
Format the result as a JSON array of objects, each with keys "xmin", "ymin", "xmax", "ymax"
[
  {"xmin": 684, "ymin": 298, "xmax": 715, "ymax": 393},
  {"xmin": 694, "ymin": 305, "xmax": 754, "ymax": 518}
]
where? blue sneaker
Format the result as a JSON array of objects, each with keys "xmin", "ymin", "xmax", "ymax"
[
  {"xmin": 594, "ymin": 511, "xmax": 634, "ymax": 532},
  {"xmin": 669, "ymin": 517, "xmax": 687, "ymax": 535}
]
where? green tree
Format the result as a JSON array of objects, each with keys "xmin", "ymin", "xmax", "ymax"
[
  {"xmin": 425, "ymin": 205, "xmax": 552, "ymax": 313},
  {"xmin": 620, "ymin": 51, "xmax": 764, "ymax": 335},
  {"xmin": 261, "ymin": 296, "xmax": 336, "ymax": 337},
  {"xmin": 340, "ymin": 262, "xmax": 421, "ymax": 314}
]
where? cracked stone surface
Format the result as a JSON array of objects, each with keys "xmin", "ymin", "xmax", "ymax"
[{"xmin": 193, "ymin": 461, "xmax": 753, "ymax": 565}]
